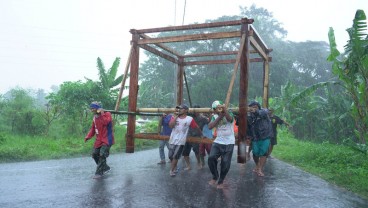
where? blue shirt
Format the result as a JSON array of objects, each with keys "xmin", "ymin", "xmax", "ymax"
[
  {"xmin": 161, "ymin": 114, "xmax": 173, "ymax": 136},
  {"xmin": 202, "ymin": 124, "xmax": 213, "ymax": 139}
]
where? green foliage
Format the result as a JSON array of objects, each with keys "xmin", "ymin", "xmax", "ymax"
[
  {"xmin": 43, "ymin": 57, "xmax": 126, "ymax": 137},
  {"xmin": 271, "ymin": 81, "xmax": 355, "ymax": 143},
  {"xmin": 85, "ymin": 57, "xmax": 123, "ymax": 109},
  {"xmin": 138, "ymin": 5, "xmax": 333, "ymax": 109},
  {"xmin": 0, "ymin": 127, "xmax": 156, "ymax": 163},
  {"xmin": 328, "ymin": 9, "xmax": 368, "ymax": 144},
  {"xmin": 46, "ymin": 81, "xmax": 94, "ymax": 136},
  {"xmin": 274, "ymin": 129, "xmax": 368, "ymax": 198},
  {"xmin": 140, "ymin": 120, "xmax": 159, "ymax": 134},
  {"xmin": 0, "ymin": 87, "xmax": 46, "ymax": 135}
]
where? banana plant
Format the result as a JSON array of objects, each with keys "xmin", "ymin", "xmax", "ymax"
[{"xmin": 328, "ymin": 9, "xmax": 368, "ymax": 145}]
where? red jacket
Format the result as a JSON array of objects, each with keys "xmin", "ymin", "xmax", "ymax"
[{"xmin": 85, "ymin": 112, "xmax": 115, "ymax": 148}]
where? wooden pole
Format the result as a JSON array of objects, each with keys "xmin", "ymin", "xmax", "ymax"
[
  {"xmin": 177, "ymin": 57, "xmax": 184, "ymax": 105},
  {"xmin": 237, "ymin": 24, "xmax": 251, "ymax": 164},
  {"xmin": 126, "ymin": 31, "xmax": 140, "ymax": 153},
  {"xmin": 225, "ymin": 33, "xmax": 246, "ymax": 107},
  {"xmin": 114, "ymin": 45, "xmax": 133, "ymax": 111}
]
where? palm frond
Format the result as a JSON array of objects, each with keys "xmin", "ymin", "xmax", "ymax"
[
  {"xmin": 110, "ymin": 74, "xmax": 124, "ymax": 88},
  {"xmin": 108, "ymin": 57, "xmax": 121, "ymax": 87},
  {"xmin": 327, "ymin": 27, "xmax": 340, "ymax": 61},
  {"xmin": 290, "ymin": 81, "xmax": 339, "ymax": 106},
  {"xmin": 96, "ymin": 57, "xmax": 108, "ymax": 88},
  {"xmin": 344, "ymin": 10, "xmax": 367, "ymax": 53}
]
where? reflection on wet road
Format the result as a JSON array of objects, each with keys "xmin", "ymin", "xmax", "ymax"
[{"xmin": 0, "ymin": 147, "xmax": 367, "ymax": 208}]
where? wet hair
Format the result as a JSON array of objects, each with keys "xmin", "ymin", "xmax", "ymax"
[{"xmin": 248, "ymin": 100, "xmax": 261, "ymax": 109}]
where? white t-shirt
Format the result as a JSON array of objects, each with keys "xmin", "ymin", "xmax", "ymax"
[
  {"xmin": 169, "ymin": 115, "xmax": 197, "ymax": 145},
  {"xmin": 212, "ymin": 114, "xmax": 235, "ymax": 145}
]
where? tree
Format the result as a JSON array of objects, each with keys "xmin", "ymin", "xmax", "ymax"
[
  {"xmin": 137, "ymin": 4, "xmax": 332, "ymax": 108},
  {"xmin": 0, "ymin": 87, "xmax": 45, "ymax": 135},
  {"xmin": 46, "ymin": 57, "xmax": 125, "ymax": 136},
  {"xmin": 85, "ymin": 57, "xmax": 124, "ymax": 109},
  {"xmin": 46, "ymin": 81, "xmax": 96, "ymax": 136},
  {"xmin": 328, "ymin": 9, "xmax": 368, "ymax": 144},
  {"xmin": 275, "ymin": 81, "xmax": 354, "ymax": 143}
]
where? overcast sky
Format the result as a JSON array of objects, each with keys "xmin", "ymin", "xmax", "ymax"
[{"xmin": 0, "ymin": 0, "xmax": 367, "ymax": 94}]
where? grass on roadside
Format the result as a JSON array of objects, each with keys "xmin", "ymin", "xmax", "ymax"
[
  {"xmin": 273, "ymin": 128, "xmax": 368, "ymax": 199},
  {"xmin": 0, "ymin": 125, "xmax": 158, "ymax": 163}
]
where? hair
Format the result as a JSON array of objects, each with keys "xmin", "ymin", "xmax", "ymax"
[{"xmin": 249, "ymin": 101, "xmax": 261, "ymax": 109}]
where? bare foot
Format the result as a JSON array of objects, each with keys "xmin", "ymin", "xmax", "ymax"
[
  {"xmin": 184, "ymin": 167, "xmax": 191, "ymax": 171},
  {"xmin": 208, "ymin": 179, "xmax": 217, "ymax": 186},
  {"xmin": 257, "ymin": 171, "xmax": 265, "ymax": 177},
  {"xmin": 252, "ymin": 168, "xmax": 258, "ymax": 173},
  {"xmin": 217, "ymin": 183, "xmax": 225, "ymax": 189}
]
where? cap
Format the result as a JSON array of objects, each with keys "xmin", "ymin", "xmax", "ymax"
[
  {"xmin": 176, "ymin": 104, "xmax": 189, "ymax": 110},
  {"xmin": 90, "ymin": 101, "xmax": 102, "ymax": 109},
  {"xmin": 211, "ymin": 100, "xmax": 223, "ymax": 109}
]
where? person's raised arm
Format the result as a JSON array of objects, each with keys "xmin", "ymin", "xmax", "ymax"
[
  {"xmin": 221, "ymin": 105, "xmax": 233, "ymax": 122},
  {"xmin": 168, "ymin": 114, "xmax": 177, "ymax": 128},
  {"xmin": 208, "ymin": 114, "xmax": 223, "ymax": 129}
]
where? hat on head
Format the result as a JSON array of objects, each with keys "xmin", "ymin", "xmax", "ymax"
[
  {"xmin": 248, "ymin": 100, "xmax": 261, "ymax": 109},
  {"xmin": 176, "ymin": 104, "xmax": 189, "ymax": 110},
  {"xmin": 211, "ymin": 100, "xmax": 223, "ymax": 109},
  {"xmin": 90, "ymin": 101, "xmax": 102, "ymax": 109}
]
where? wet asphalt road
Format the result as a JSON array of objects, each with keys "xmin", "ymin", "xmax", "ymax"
[{"xmin": 0, "ymin": 147, "xmax": 367, "ymax": 208}]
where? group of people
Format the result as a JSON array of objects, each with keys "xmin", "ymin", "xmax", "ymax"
[
  {"xmin": 158, "ymin": 101, "xmax": 235, "ymax": 189},
  {"xmin": 83, "ymin": 100, "xmax": 290, "ymax": 188},
  {"xmin": 158, "ymin": 100, "xmax": 290, "ymax": 187}
]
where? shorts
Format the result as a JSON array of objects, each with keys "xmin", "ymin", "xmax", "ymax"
[
  {"xmin": 252, "ymin": 138, "xmax": 270, "ymax": 157},
  {"xmin": 270, "ymin": 136, "xmax": 277, "ymax": 145},
  {"xmin": 168, "ymin": 144, "xmax": 184, "ymax": 160},
  {"xmin": 182, "ymin": 142, "xmax": 199, "ymax": 156}
]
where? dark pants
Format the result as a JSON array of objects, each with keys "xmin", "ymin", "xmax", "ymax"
[
  {"xmin": 92, "ymin": 145, "xmax": 110, "ymax": 175},
  {"xmin": 208, "ymin": 143, "xmax": 234, "ymax": 184},
  {"xmin": 182, "ymin": 142, "xmax": 199, "ymax": 156}
]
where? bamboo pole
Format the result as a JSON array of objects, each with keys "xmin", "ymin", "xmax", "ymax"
[
  {"xmin": 114, "ymin": 45, "xmax": 133, "ymax": 111},
  {"xmin": 262, "ymin": 60, "xmax": 270, "ymax": 108},
  {"xmin": 133, "ymin": 134, "xmax": 214, "ymax": 144},
  {"xmin": 105, "ymin": 110, "xmax": 163, "ymax": 116},
  {"xmin": 225, "ymin": 33, "xmax": 246, "ymax": 107},
  {"xmin": 136, "ymin": 107, "xmax": 239, "ymax": 113},
  {"xmin": 106, "ymin": 108, "xmax": 243, "ymax": 115},
  {"xmin": 183, "ymin": 71, "xmax": 192, "ymax": 107}
]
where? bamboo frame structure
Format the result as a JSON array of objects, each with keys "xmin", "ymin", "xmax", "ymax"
[{"xmin": 115, "ymin": 18, "xmax": 272, "ymax": 164}]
